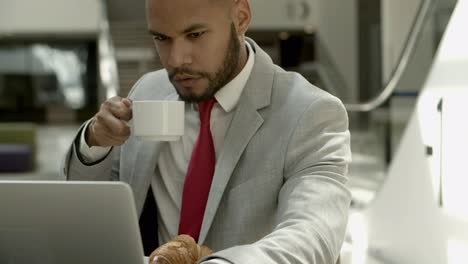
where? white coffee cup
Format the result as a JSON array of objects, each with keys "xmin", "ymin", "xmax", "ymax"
[{"xmin": 132, "ymin": 100, "xmax": 185, "ymax": 141}]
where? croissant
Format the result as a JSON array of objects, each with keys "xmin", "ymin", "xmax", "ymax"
[{"xmin": 149, "ymin": 235, "xmax": 213, "ymax": 264}]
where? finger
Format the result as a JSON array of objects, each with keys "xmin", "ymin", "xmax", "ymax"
[
  {"xmin": 93, "ymin": 126, "xmax": 128, "ymax": 147},
  {"xmin": 113, "ymin": 119, "xmax": 131, "ymax": 137},
  {"xmin": 101, "ymin": 97, "xmax": 132, "ymax": 121},
  {"xmin": 108, "ymin": 96, "xmax": 123, "ymax": 102},
  {"xmin": 100, "ymin": 119, "xmax": 130, "ymax": 139},
  {"xmin": 122, "ymin": 98, "xmax": 132, "ymax": 108},
  {"xmin": 109, "ymin": 101, "xmax": 132, "ymax": 121},
  {"xmin": 99, "ymin": 126, "xmax": 129, "ymax": 144},
  {"xmin": 95, "ymin": 111, "xmax": 127, "ymax": 135},
  {"xmin": 94, "ymin": 115, "xmax": 130, "ymax": 141},
  {"xmin": 117, "ymin": 98, "xmax": 133, "ymax": 121}
]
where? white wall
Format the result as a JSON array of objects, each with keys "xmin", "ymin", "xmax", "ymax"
[
  {"xmin": 361, "ymin": 1, "xmax": 468, "ymax": 263},
  {"xmin": 0, "ymin": 0, "xmax": 102, "ymax": 35},
  {"xmin": 315, "ymin": 0, "xmax": 359, "ymax": 101},
  {"xmin": 250, "ymin": 0, "xmax": 317, "ymax": 30}
]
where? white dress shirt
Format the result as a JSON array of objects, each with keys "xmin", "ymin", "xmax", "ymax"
[{"xmin": 79, "ymin": 42, "xmax": 255, "ymax": 263}]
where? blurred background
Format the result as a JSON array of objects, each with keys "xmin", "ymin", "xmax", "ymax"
[{"xmin": 1, "ymin": 0, "xmax": 466, "ymax": 263}]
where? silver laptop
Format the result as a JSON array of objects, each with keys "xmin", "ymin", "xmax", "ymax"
[{"xmin": 0, "ymin": 181, "xmax": 147, "ymax": 264}]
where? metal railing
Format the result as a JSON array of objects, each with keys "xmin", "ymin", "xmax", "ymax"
[{"xmin": 343, "ymin": 0, "xmax": 436, "ymax": 112}]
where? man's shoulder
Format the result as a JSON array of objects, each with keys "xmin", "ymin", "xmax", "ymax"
[
  {"xmin": 271, "ymin": 68, "xmax": 343, "ymax": 109},
  {"xmin": 127, "ymin": 70, "xmax": 175, "ymax": 100}
]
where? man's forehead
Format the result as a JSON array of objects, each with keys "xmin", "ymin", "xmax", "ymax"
[
  {"xmin": 146, "ymin": 0, "xmax": 231, "ymax": 31},
  {"xmin": 148, "ymin": 23, "xmax": 209, "ymax": 37},
  {"xmin": 146, "ymin": 0, "xmax": 231, "ymax": 10}
]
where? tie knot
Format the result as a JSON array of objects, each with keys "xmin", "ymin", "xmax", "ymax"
[{"xmin": 198, "ymin": 98, "xmax": 216, "ymax": 124}]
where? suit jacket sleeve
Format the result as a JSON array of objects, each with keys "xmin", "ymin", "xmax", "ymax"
[
  {"xmin": 61, "ymin": 122, "xmax": 120, "ymax": 182},
  {"xmin": 202, "ymin": 95, "xmax": 352, "ymax": 264},
  {"xmin": 60, "ymin": 73, "xmax": 152, "ymax": 182}
]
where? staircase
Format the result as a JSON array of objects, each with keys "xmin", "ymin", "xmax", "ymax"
[{"xmin": 105, "ymin": 1, "xmax": 163, "ymax": 97}]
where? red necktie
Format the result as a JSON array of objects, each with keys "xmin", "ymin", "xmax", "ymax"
[{"xmin": 178, "ymin": 98, "xmax": 216, "ymax": 241}]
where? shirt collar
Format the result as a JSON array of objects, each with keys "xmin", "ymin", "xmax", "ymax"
[{"xmin": 214, "ymin": 41, "xmax": 255, "ymax": 112}]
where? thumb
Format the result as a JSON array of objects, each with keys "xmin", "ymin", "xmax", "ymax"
[{"xmin": 122, "ymin": 98, "xmax": 132, "ymax": 108}]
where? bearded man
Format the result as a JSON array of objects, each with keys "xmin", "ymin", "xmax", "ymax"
[{"xmin": 63, "ymin": 0, "xmax": 352, "ymax": 263}]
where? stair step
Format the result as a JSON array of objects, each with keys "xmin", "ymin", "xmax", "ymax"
[{"xmin": 107, "ymin": 17, "xmax": 164, "ymax": 96}]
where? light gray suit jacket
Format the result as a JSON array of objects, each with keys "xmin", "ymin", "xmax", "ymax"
[{"xmin": 62, "ymin": 38, "xmax": 351, "ymax": 264}]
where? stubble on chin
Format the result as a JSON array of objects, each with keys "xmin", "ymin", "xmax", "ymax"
[{"xmin": 170, "ymin": 23, "xmax": 241, "ymax": 103}]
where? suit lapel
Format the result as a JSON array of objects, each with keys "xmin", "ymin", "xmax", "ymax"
[
  {"xmin": 198, "ymin": 39, "xmax": 276, "ymax": 243},
  {"xmin": 130, "ymin": 84, "xmax": 180, "ymax": 215},
  {"xmin": 130, "ymin": 140, "xmax": 162, "ymax": 215}
]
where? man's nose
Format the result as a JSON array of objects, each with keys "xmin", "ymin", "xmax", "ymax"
[{"xmin": 167, "ymin": 40, "xmax": 192, "ymax": 68}]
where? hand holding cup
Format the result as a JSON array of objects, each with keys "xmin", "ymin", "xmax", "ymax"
[{"xmin": 86, "ymin": 96, "xmax": 133, "ymax": 147}]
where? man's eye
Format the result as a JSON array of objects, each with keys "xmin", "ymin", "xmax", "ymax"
[
  {"xmin": 188, "ymin": 32, "xmax": 204, "ymax": 39},
  {"xmin": 153, "ymin": 35, "xmax": 168, "ymax": 41}
]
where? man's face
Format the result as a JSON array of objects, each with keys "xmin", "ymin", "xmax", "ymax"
[{"xmin": 146, "ymin": 0, "xmax": 241, "ymax": 102}]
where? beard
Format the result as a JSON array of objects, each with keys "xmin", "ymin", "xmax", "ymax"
[{"xmin": 168, "ymin": 23, "xmax": 241, "ymax": 102}]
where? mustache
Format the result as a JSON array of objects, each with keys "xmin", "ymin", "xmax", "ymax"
[{"xmin": 169, "ymin": 67, "xmax": 209, "ymax": 81}]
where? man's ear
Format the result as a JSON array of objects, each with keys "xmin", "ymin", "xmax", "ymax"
[{"xmin": 232, "ymin": 0, "xmax": 251, "ymax": 35}]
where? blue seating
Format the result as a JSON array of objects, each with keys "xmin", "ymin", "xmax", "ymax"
[
  {"xmin": 0, "ymin": 144, "xmax": 34, "ymax": 172},
  {"xmin": 0, "ymin": 123, "xmax": 36, "ymax": 172}
]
